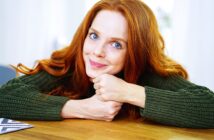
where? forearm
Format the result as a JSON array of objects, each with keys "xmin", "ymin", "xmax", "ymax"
[
  {"xmin": 140, "ymin": 86, "xmax": 214, "ymax": 128},
  {"xmin": 0, "ymin": 83, "xmax": 69, "ymax": 120}
]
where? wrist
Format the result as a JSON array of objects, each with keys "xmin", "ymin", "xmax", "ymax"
[
  {"xmin": 61, "ymin": 99, "xmax": 85, "ymax": 119},
  {"xmin": 125, "ymin": 83, "xmax": 146, "ymax": 108}
]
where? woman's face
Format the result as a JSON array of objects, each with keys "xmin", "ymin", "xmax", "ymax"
[{"xmin": 83, "ymin": 10, "xmax": 128, "ymax": 78}]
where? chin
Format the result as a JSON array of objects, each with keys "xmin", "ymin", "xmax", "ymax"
[{"xmin": 86, "ymin": 70, "xmax": 98, "ymax": 79}]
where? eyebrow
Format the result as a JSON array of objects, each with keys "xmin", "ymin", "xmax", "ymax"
[{"xmin": 89, "ymin": 27, "xmax": 127, "ymax": 44}]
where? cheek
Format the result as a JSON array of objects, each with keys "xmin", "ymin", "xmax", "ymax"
[
  {"xmin": 83, "ymin": 40, "xmax": 93, "ymax": 55},
  {"xmin": 108, "ymin": 51, "xmax": 126, "ymax": 68},
  {"xmin": 118, "ymin": 56, "xmax": 126, "ymax": 69}
]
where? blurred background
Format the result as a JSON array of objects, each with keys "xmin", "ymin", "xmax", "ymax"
[{"xmin": 0, "ymin": 0, "xmax": 214, "ymax": 90}]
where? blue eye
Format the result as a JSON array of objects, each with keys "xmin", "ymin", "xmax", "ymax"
[
  {"xmin": 89, "ymin": 32, "xmax": 98, "ymax": 40},
  {"xmin": 112, "ymin": 42, "xmax": 122, "ymax": 49}
]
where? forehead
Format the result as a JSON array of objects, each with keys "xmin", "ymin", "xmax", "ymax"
[{"xmin": 90, "ymin": 10, "xmax": 128, "ymax": 40}]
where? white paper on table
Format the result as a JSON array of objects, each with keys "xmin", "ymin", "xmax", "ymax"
[{"xmin": 0, "ymin": 118, "xmax": 33, "ymax": 134}]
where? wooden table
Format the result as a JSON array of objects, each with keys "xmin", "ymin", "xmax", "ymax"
[{"xmin": 1, "ymin": 118, "xmax": 214, "ymax": 140}]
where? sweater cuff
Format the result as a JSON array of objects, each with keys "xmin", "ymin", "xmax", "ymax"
[
  {"xmin": 139, "ymin": 86, "xmax": 180, "ymax": 125},
  {"xmin": 34, "ymin": 96, "xmax": 70, "ymax": 121}
]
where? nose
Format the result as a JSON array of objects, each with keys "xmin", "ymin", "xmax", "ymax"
[{"xmin": 93, "ymin": 42, "xmax": 105, "ymax": 57}]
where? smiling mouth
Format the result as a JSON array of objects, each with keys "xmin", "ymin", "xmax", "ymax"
[{"xmin": 89, "ymin": 59, "xmax": 107, "ymax": 68}]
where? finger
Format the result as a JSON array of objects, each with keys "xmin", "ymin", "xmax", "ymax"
[
  {"xmin": 113, "ymin": 103, "xmax": 122, "ymax": 108},
  {"xmin": 109, "ymin": 101, "xmax": 122, "ymax": 107},
  {"xmin": 95, "ymin": 89, "xmax": 101, "ymax": 95},
  {"xmin": 92, "ymin": 73, "xmax": 106, "ymax": 83},
  {"xmin": 96, "ymin": 93, "xmax": 106, "ymax": 102},
  {"xmin": 113, "ymin": 110, "xmax": 120, "ymax": 116},
  {"xmin": 114, "ymin": 101, "xmax": 123, "ymax": 106},
  {"xmin": 92, "ymin": 76, "xmax": 100, "ymax": 83},
  {"xmin": 115, "ymin": 105, "xmax": 122, "ymax": 110},
  {"xmin": 93, "ymin": 83, "xmax": 100, "ymax": 90}
]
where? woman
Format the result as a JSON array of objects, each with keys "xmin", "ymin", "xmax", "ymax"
[{"xmin": 0, "ymin": 0, "xmax": 213, "ymax": 128}]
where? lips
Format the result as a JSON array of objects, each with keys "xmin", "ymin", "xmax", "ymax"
[{"xmin": 89, "ymin": 59, "xmax": 107, "ymax": 68}]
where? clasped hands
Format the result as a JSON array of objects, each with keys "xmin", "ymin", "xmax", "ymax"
[
  {"xmin": 90, "ymin": 74, "xmax": 134, "ymax": 121},
  {"xmin": 62, "ymin": 74, "xmax": 145, "ymax": 121}
]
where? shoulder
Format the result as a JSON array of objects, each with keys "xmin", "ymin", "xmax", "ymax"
[{"xmin": 138, "ymin": 71, "xmax": 196, "ymax": 90}]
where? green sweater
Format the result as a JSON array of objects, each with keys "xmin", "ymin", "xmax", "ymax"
[{"xmin": 0, "ymin": 71, "xmax": 214, "ymax": 128}]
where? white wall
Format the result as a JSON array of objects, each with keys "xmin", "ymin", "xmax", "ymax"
[
  {"xmin": 0, "ymin": 0, "xmax": 85, "ymax": 67},
  {"xmin": 170, "ymin": 0, "xmax": 214, "ymax": 90}
]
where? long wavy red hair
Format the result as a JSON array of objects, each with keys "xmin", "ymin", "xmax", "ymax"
[{"xmin": 16, "ymin": 0, "xmax": 188, "ymax": 118}]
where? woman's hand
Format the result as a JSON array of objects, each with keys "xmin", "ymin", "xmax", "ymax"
[
  {"xmin": 92, "ymin": 74, "xmax": 129, "ymax": 102},
  {"xmin": 61, "ymin": 94, "xmax": 122, "ymax": 121},
  {"xmin": 92, "ymin": 74, "xmax": 146, "ymax": 108}
]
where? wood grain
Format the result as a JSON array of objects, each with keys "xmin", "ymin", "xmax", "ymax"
[{"xmin": 1, "ymin": 118, "xmax": 214, "ymax": 140}]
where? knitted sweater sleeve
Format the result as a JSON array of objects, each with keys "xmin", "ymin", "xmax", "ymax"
[
  {"xmin": 0, "ymin": 71, "xmax": 70, "ymax": 120},
  {"xmin": 139, "ymin": 72, "xmax": 214, "ymax": 128}
]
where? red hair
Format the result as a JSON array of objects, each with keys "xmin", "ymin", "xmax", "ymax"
[{"xmin": 16, "ymin": 0, "xmax": 188, "ymax": 118}]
